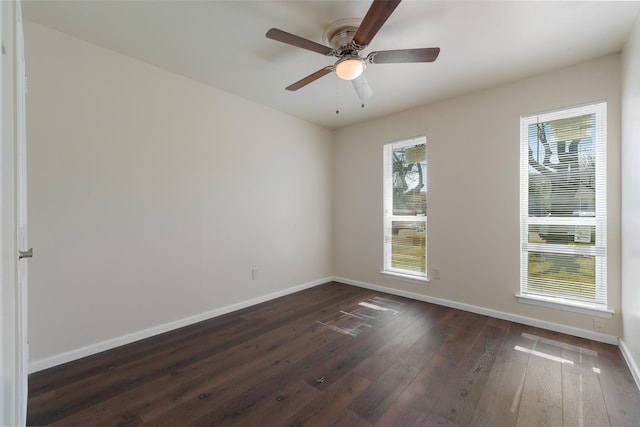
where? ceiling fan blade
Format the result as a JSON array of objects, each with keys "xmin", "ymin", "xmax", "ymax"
[
  {"xmin": 266, "ymin": 28, "xmax": 333, "ymax": 56},
  {"xmin": 353, "ymin": 0, "xmax": 402, "ymax": 47},
  {"xmin": 286, "ymin": 67, "xmax": 333, "ymax": 91},
  {"xmin": 368, "ymin": 47, "xmax": 440, "ymax": 64},
  {"xmin": 352, "ymin": 74, "xmax": 373, "ymax": 100}
]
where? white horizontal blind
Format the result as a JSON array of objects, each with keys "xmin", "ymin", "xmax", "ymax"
[
  {"xmin": 520, "ymin": 102, "xmax": 607, "ymax": 306},
  {"xmin": 383, "ymin": 136, "xmax": 427, "ymax": 278}
]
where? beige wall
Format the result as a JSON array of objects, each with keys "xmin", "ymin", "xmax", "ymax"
[
  {"xmin": 333, "ymin": 54, "xmax": 622, "ymax": 338},
  {"xmin": 25, "ymin": 22, "xmax": 333, "ymax": 367},
  {"xmin": 622, "ymin": 14, "xmax": 640, "ymax": 382}
]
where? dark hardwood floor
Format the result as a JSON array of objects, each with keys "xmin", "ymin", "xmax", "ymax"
[{"xmin": 27, "ymin": 282, "xmax": 640, "ymax": 426}]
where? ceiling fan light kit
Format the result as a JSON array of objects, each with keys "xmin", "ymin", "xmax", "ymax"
[
  {"xmin": 266, "ymin": 0, "xmax": 439, "ymax": 94},
  {"xmin": 335, "ymin": 57, "xmax": 366, "ymax": 80}
]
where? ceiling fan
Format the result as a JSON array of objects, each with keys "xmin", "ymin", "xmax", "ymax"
[{"xmin": 266, "ymin": 0, "xmax": 440, "ymax": 95}]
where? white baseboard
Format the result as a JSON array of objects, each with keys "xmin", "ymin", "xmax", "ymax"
[
  {"xmin": 619, "ymin": 339, "xmax": 640, "ymax": 391},
  {"xmin": 28, "ymin": 277, "xmax": 331, "ymax": 373},
  {"xmin": 333, "ymin": 276, "xmax": 619, "ymax": 345},
  {"xmin": 29, "ymin": 276, "xmax": 623, "ymax": 374}
]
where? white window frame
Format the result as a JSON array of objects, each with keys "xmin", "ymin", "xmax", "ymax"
[
  {"xmin": 518, "ymin": 101, "xmax": 612, "ymax": 318},
  {"xmin": 382, "ymin": 136, "xmax": 428, "ymax": 282}
]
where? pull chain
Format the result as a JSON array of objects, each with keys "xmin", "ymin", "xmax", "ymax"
[
  {"xmin": 359, "ymin": 75, "xmax": 365, "ymax": 109},
  {"xmin": 335, "ymin": 78, "xmax": 340, "ymax": 114}
]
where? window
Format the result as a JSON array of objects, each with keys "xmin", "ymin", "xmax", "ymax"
[
  {"xmin": 383, "ymin": 136, "xmax": 427, "ymax": 281},
  {"xmin": 519, "ymin": 102, "xmax": 609, "ymax": 316}
]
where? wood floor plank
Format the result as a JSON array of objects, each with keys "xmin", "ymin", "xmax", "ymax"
[
  {"xmin": 514, "ymin": 333, "xmax": 564, "ymax": 427},
  {"xmin": 245, "ymin": 379, "xmax": 320, "ymax": 426},
  {"xmin": 561, "ymin": 343, "xmax": 610, "ymax": 427},
  {"xmin": 470, "ymin": 322, "xmax": 532, "ymax": 427},
  {"xmin": 350, "ymin": 315, "xmax": 458, "ymax": 423},
  {"xmin": 103, "ymin": 298, "xmax": 371, "ymax": 425},
  {"xmin": 373, "ymin": 312, "xmax": 479, "ymax": 427},
  {"xmin": 376, "ymin": 406, "xmax": 430, "ymax": 427},
  {"xmin": 431, "ymin": 310, "xmax": 489, "ymax": 367},
  {"xmin": 26, "ymin": 282, "xmax": 640, "ymax": 427},
  {"xmin": 47, "ymin": 322, "xmax": 341, "ymax": 426},
  {"xmin": 353, "ymin": 304, "xmax": 450, "ymax": 381},
  {"xmin": 173, "ymin": 349, "xmax": 333, "ymax": 426},
  {"xmin": 422, "ymin": 323, "xmax": 509, "ymax": 426},
  {"xmin": 197, "ymin": 379, "xmax": 320, "ymax": 427},
  {"xmin": 593, "ymin": 344, "xmax": 640, "ymax": 426},
  {"xmin": 330, "ymin": 410, "xmax": 372, "ymax": 427},
  {"xmin": 375, "ymin": 354, "xmax": 458, "ymax": 427},
  {"xmin": 420, "ymin": 414, "xmax": 459, "ymax": 427},
  {"xmin": 142, "ymin": 318, "xmax": 365, "ymax": 424},
  {"xmin": 282, "ymin": 371, "xmax": 371, "ymax": 427},
  {"xmin": 300, "ymin": 298, "xmax": 424, "ymax": 391}
]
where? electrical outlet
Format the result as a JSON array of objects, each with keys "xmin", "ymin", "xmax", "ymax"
[
  {"xmin": 593, "ymin": 319, "xmax": 606, "ymax": 333},
  {"xmin": 431, "ymin": 268, "xmax": 440, "ymax": 280},
  {"xmin": 251, "ymin": 269, "xmax": 259, "ymax": 281}
]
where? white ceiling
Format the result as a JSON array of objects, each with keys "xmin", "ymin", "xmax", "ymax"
[{"xmin": 22, "ymin": 0, "xmax": 640, "ymax": 129}]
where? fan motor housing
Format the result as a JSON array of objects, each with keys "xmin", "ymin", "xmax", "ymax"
[{"xmin": 323, "ymin": 18, "xmax": 362, "ymax": 55}]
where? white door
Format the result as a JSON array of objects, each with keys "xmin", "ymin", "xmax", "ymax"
[
  {"xmin": 15, "ymin": 0, "xmax": 30, "ymax": 424},
  {"xmin": 0, "ymin": 0, "xmax": 28, "ymax": 424}
]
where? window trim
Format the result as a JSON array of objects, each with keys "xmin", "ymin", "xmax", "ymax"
[
  {"xmin": 382, "ymin": 136, "xmax": 428, "ymax": 281},
  {"xmin": 380, "ymin": 270, "xmax": 430, "ymax": 284},
  {"xmin": 519, "ymin": 101, "xmax": 609, "ymax": 313},
  {"xmin": 516, "ymin": 293, "xmax": 614, "ymax": 319}
]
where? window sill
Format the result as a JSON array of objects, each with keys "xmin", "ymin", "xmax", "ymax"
[
  {"xmin": 516, "ymin": 293, "xmax": 614, "ymax": 319},
  {"xmin": 381, "ymin": 271, "xmax": 430, "ymax": 285}
]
